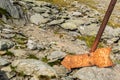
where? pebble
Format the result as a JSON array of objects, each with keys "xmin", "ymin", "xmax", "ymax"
[{"xmin": 61, "ymin": 22, "xmax": 77, "ymax": 30}]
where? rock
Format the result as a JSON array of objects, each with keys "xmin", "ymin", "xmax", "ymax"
[
  {"xmin": 30, "ymin": 13, "xmax": 47, "ymax": 25},
  {"xmin": 9, "ymin": 49, "xmax": 27, "ymax": 57},
  {"xmin": 66, "ymin": 19, "xmax": 87, "ymax": 26},
  {"xmin": 0, "ymin": 0, "xmax": 25, "ymax": 19},
  {"xmin": 47, "ymin": 51, "xmax": 67, "ymax": 62},
  {"xmin": 0, "ymin": 39, "xmax": 14, "ymax": 50},
  {"xmin": 72, "ymin": 11, "xmax": 82, "ymax": 17},
  {"xmin": 2, "ymin": 29, "xmax": 13, "ymax": 34},
  {"xmin": 73, "ymin": 67, "xmax": 120, "ymax": 80},
  {"xmin": 0, "ymin": 57, "xmax": 10, "ymax": 66},
  {"xmin": 103, "ymin": 26, "xmax": 120, "ymax": 38},
  {"xmin": 27, "ymin": 39, "xmax": 37, "ymax": 50},
  {"xmin": 32, "ymin": 7, "xmax": 48, "ymax": 13},
  {"xmin": 53, "ymin": 65, "xmax": 68, "ymax": 76},
  {"xmin": 11, "ymin": 59, "xmax": 57, "ymax": 77},
  {"xmin": 0, "ymin": 71, "xmax": 9, "ymax": 80},
  {"xmin": 36, "ymin": 44, "xmax": 45, "ymax": 51},
  {"xmin": 1, "ymin": 34, "xmax": 15, "ymax": 39},
  {"xmin": 47, "ymin": 19, "xmax": 65, "ymax": 26},
  {"xmin": 78, "ymin": 23, "xmax": 99, "ymax": 36},
  {"xmin": 61, "ymin": 22, "xmax": 77, "ymax": 30}
]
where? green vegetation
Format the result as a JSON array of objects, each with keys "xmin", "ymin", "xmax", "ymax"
[
  {"xmin": 114, "ymin": 59, "xmax": 120, "ymax": 64},
  {"xmin": 41, "ymin": 56, "xmax": 49, "ymax": 63},
  {"xmin": 39, "ymin": 75, "xmax": 51, "ymax": 80},
  {"xmin": 77, "ymin": 35, "xmax": 104, "ymax": 48},
  {"xmin": 0, "ymin": 8, "xmax": 11, "ymax": 18},
  {"xmin": 26, "ymin": 54, "xmax": 39, "ymax": 60},
  {"xmin": 5, "ymin": 50, "xmax": 14, "ymax": 56},
  {"xmin": 13, "ymin": 34, "xmax": 27, "ymax": 45},
  {"xmin": 48, "ymin": 59, "xmax": 61, "ymax": 66},
  {"xmin": 42, "ymin": 56, "xmax": 62, "ymax": 66}
]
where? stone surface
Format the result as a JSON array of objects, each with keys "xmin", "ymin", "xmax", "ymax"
[
  {"xmin": 78, "ymin": 23, "xmax": 99, "ymax": 36},
  {"xmin": 47, "ymin": 51, "xmax": 67, "ymax": 62},
  {"xmin": 0, "ymin": 39, "xmax": 14, "ymax": 50},
  {"xmin": 9, "ymin": 49, "xmax": 27, "ymax": 57},
  {"xmin": 73, "ymin": 67, "xmax": 120, "ymax": 80},
  {"xmin": 30, "ymin": 13, "xmax": 46, "ymax": 25},
  {"xmin": 0, "ymin": 57, "xmax": 10, "ymax": 66},
  {"xmin": 27, "ymin": 39, "xmax": 37, "ymax": 50},
  {"xmin": 61, "ymin": 22, "xmax": 77, "ymax": 30},
  {"xmin": 11, "ymin": 59, "xmax": 57, "ymax": 77},
  {"xmin": 0, "ymin": 0, "xmax": 19, "ymax": 18},
  {"xmin": 47, "ymin": 19, "xmax": 65, "ymax": 26}
]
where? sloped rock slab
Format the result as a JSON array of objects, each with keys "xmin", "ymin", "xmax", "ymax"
[
  {"xmin": 73, "ymin": 66, "xmax": 120, "ymax": 80},
  {"xmin": 11, "ymin": 59, "xmax": 57, "ymax": 77}
]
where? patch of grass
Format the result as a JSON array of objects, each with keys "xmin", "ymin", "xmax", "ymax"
[
  {"xmin": 39, "ymin": 75, "xmax": 51, "ymax": 80},
  {"xmin": 26, "ymin": 54, "xmax": 39, "ymax": 60},
  {"xmin": 17, "ymin": 71, "xmax": 26, "ymax": 77},
  {"xmin": 41, "ymin": 56, "xmax": 62, "ymax": 66},
  {"xmin": 77, "ymin": 35, "xmax": 104, "ymax": 48},
  {"xmin": 10, "ymin": 65, "xmax": 17, "ymax": 72},
  {"xmin": 13, "ymin": 34, "xmax": 27, "ymax": 45},
  {"xmin": 5, "ymin": 50, "xmax": 14, "ymax": 56},
  {"xmin": 114, "ymin": 59, "xmax": 120, "ymax": 64},
  {"xmin": 41, "ymin": 56, "xmax": 49, "ymax": 63},
  {"xmin": 48, "ymin": 59, "xmax": 61, "ymax": 66},
  {"xmin": 0, "ymin": 7, "xmax": 11, "ymax": 18}
]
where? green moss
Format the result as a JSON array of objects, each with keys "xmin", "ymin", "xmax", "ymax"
[
  {"xmin": 39, "ymin": 75, "xmax": 51, "ymax": 80},
  {"xmin": 5, "ymin": 50, "xmax": 14, "ymax": 56},
  {"xmin": 0, "ymin": 8, "xmax": 11, "ymax": 18},
  {"xmin": 13, "ymin": 34, "xmax": 27, "ymax": 45},
  {"xmin": 26, "ymin": 54, "xmax": 39, "ymax": 60},
  {"xmin": 41, "ymin": 56, "xmax": 49, "ymax": 63},
  {"xmin": 42, "ymin": 56, "xmax": 62, "ymax": 66},
  {"xmin": 114, "ymin": 59, "xmax": 120, "ymax": 64},
  {"xmin": 48, "ymin": 59, "xmax": 61, "ymax": 66},
  {"xmin": 10, "ymin": 65, "xmax": 17, "ymax": 72},
  {"xmin": 77, "ymin": 35, "xmax": 104, "ymax": 48}
]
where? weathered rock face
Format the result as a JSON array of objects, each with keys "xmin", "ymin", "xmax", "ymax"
[
  {"xmin": 73, "ymin": 66, "xmax": 120, "ymax": 80},
  {"xmin": 11, "ymin": 59, "xmax": 57, "ymax": 78},
  {"xmin": 0, "ymin": 0, "xmax": 21, "ymax": 18},
  {"xmin": 0, "ymin": 39, "xmax": 14, "ymax": 50}
]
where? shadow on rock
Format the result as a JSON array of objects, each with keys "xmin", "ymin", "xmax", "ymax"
[{"xmin": 0, "ymin": 71, "xmax": 9, "ymax": 80}]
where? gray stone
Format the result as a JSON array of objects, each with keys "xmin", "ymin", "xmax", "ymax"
[
  {"xmin": 47, "ymin": 51, "xmax": 67, "ymax": 62},
  {"xmin": 0, "ymin": 39, "xmax": 14, "ymax": 50},
  {"xmin": 103, "ymin": 26, "xmax": 120, "ymax": 38},
  {"xmin": 47, "ymin": 19, "xmax": 65, "ymax": 26},
  {"xmin": 32, "ymin": 7, "xmax": 48, "ymax": 13},
  {"xmin": 30, "ymin": 13, "xmax": 47, "ymax": 25},
  {"xmin": 1, "ymin": 34, "xmax": 15, "ymax": 39},
  {"xmin": 36, "ymin": 44, "xmax": 45, "ymax": 51},
  {"xmin": 9, "ymin": 49, "xmax": 27, "ymax": 57},
  {"xmin": 78, "ymin": 23, "xmax": 99, "ymax": 36},
  {"xmin": 0, "ymin": 0, "xmax": 24, "ymax": 18},
  {"xmin": 0, "ymin": 57, "xmax": 10, "ymax": 66},
  {"xmin": 72, "ymin": 12, "xmax": 82, "ymax": 17},
  {"xmin": 27, "ymin": 39, "xmax": 37, "ymax": 50},
  {"xmin": 2, "ymin": 29, "xmax": 13, "ymax": 34},
  {"xmin": 11, "ymin": 59, "xmax": 57, "ymax": 77},
  {"xmin": 61, "ymin": 22, "xmax": 77, "ymax": 30},
  {"xmin": 73, "ymin": 67, "xmax": 120, "ymax": 80},
  {"xmin": 53, "ymin": 65, "xmax": 68, "ymax": 76}
]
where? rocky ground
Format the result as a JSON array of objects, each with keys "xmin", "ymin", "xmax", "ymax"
[{"xmin": 0, "ymin": 0, "xmax": 120, "ymax": 80}]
